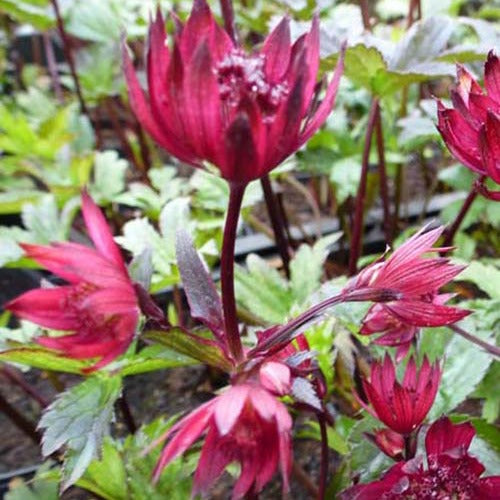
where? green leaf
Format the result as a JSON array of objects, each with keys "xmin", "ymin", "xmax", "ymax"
[
  {"xmin": 90, "ymin": 150, "xmax": 128, "ymax": 203},
  {"xmin": 296, "ymin": 420, "xmax": 349, "ymax": 455},
  {"xmin": 235, "ymin": 254, "xmax": 293, "ymax": 324},
  {"xmin": 428, "ymin": 317, "xmax": 495, "ymax": 420},
  {"xmin": 0, "ymin": 0, "xmax": 53, "ymax": 29},
  {"xmin": 329, "ymin": 156, "xmax": 361, "ymax": 204},
  {"xmin": 455, "ymin": 261, "xmax": 500, "ymax": 300},
  {"xmin": 38, "ymin": 375, "xmax": 122, "ymax": 489},
  {"xmin": 473, "ymin": 362, "xmax": 500, "ymax": 423},
  {"xmin": 0, "ymin": 346, "xmax": 91, "ymax": 373},
  {"xmin": 0, "ymin": 190, "xmax": 45, "ymax": 215},
  {"xmin": 145, "ymin": 328, "xmax": 232, "ymax": 371},
  {"xmin": 6, "ymin": 462, "xmax": 58, "ymax": 500},
  {"xmin": 119, "ymin": 344, "xmax": 196, "ymax": 376}
]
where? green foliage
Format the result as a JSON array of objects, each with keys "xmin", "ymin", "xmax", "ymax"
[
  {"xmin": 5, "ymin": 463, "xmax": 58, "ymax": 500},
  {"xmin": 38, "ymin": 375, "xmax": 122, "ymax": 489}
]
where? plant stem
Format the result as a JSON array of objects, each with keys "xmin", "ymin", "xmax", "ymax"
[
  {"xmin": 218, "ymin": 0, "xmax": 238, "ymax": 44},
  {"xmin": 1, "ymin": 366, "xmax": 49, "ymax": 408},
  {"xmin": 359, "ymin": 0, "xmax": 371, "ymax": 30},
  {"xmin": 442, "ymin": 179, "xmax": 482, "ymax": 248},
  {"xmin": 221, "ymin": 183, "xmax": 246, "ymax": 363},
  {"xmin": 374, "ymin": 106, "xmax": 392, "ymax": 245},
  {"xmin": 0, "ymin": 391, "xmax": 40, "ymax": 444},
  {"xmin": 50, "ymin": 0, "xmax": 89, "ymax": 117},
  {"xmin": 252, "ymin": 287, "xmax": 399, "ymax": 356},
  {"xmin": 317, "ymin": 415, "xmax": 329, "ymax": 500},
  {"xmin": 118, "ymin": 394, "xmax": 137, "ymax": 434},
  {"xmin": 42, "ymin": 32, "xmax": 64, "ymax": 103},
  {"xmin": 449, "ymin": 324, "xmax": 500, "ymax": 358},
  {"xmin": 348, "ymin": 98, "xmax": 379, "ymax": 276},
  {"xmin": 261, "ymin": 175, "xmax": 291, "ymax": 278}
]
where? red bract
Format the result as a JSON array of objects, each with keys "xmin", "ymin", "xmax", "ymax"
[
  {"xmin": 151, "ymin": 362, "xmax": 293, "ymax": 499},
  {"xmin": 6, "ymin": 193, "xmax": 139, "ymax": 371},
  {"xmin": 437, "ymin": 51, "xmax": 500, "ymax": 201},
  {"xmin": 341, "ymin": 416, "xmax": 500, "ymax": 499},
  {"xmin": 360, "ymin": 294, "xmax": 455, "ymax": 362},
  {"xmin": 358, "ymin": 355, "xmax": 441, "ymax": 435},
  {"xmin": 348, "ymin": 225, "xmax": 469, "ymax": 341},
  {"xmin": 123, "ymin": 0, "xmax": 344, "ymax": 184},
  {"xmin": 366, "ymin": 428, "xmax": 405, "ymax": 461}
]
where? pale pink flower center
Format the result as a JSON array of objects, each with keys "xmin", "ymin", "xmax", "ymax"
[{"xmin": 216, "ymin": 49, "xmax": 289, "ymax": 120}]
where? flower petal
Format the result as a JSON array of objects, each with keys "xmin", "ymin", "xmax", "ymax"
[{"xmin": 262, "ymin": 17, "xmax": 291, "ymax": 83}]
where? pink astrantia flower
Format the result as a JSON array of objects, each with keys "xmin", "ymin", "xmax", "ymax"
[
  {"xmin": 357, "ymin": 355, "xmax": 441, "ymax": 435},
  {"xmin": 151, "ymin": 362, "xmax": 293, "ymax": 499},
  {"xmin": 347, "ymin": 225, "xmax": 469, "ymax": 349},
  {"xmin": 437, "ymin": 50, "xmax": 500, "ymax": 201},
  {"xmin": 6, "ymin": 192, "xmax": 139, "ymax": 371},
  {"xmin": 123, "ymin": 0, "xmax": 344, "ymax": 184},
  {"xmin": 340, "ymin": 416, "xmax": 500, "ymax": 499},
  {"xmin": 365, "ymin": 428, "xmax": 405, "ymax": 461}
]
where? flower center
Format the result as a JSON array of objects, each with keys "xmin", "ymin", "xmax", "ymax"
[{"xmin": 216, "ymin": 49, "xmax": 289, "ymax": 119}]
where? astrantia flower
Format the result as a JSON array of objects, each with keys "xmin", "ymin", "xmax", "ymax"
[
  {"xmin": 365, "ymin": 428, "xmax": 405, "ymax": 461},
  {"xmin": 357, "ymin": 355, "xmax": 440, "ymax": 435},
  {"xmin": 347, "ymin": 225, "xmax": 469, "ymax": 345},
  {"xmin": 151, "ymin": 362, "xmax": 293, "ymax": 499},
  {"xmin": 123, "ymin": 0, "xmax": 344, "ymax": 184},
  {"xmin": 340, "ymin": 416, "xmax": 500, "ymax": 499},
  {"xmin": 437, "ymin": 51, "xmax": 500, "ymax": 200},
  {"xmin": 6, "ymin": 192, "xmax": 139, "ymax": 371},
  {"xmin": 359, "ymin": 294, "xmax": 455, "ymax": 362}
]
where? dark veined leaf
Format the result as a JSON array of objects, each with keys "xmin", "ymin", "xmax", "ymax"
[{"xmin": 175, "ymin": 229, "xmax": 224, "ymax": 337}]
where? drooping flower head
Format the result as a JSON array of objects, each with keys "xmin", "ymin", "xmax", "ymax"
[
  {"xmin": 347, "ymin": 225, "xmax": 469, "ymax": 352},
  {"xmin": 340, "ymin": 416, "xmax": 500, "ymax": 499},
  {"xmin": 151, "ymin": 361, "xmax": 293, "ymax": 499},
  {"xmin": 123, "ymin": 0, "xmax": 344, "ymax": 184},
  {"xmin": 6, "ymin": 192, "xmax": 139, "ymax": 371},
  {"xmin": 437, "ymin": 50, "xmax": 500, "ymax": 200},
  {"xmin": 357, "ymin": 355, "xmax": 441, "ymax": 435}
]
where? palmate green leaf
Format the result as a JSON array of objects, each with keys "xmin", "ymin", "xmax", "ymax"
[
  {"xmin": 76, "ymin": 417, "xmax": 194, "ymax": 500},
  {"xmin": 428, "ymin": 313, "xmax": 496, "ymax": 420},
  {"xmin": 90, "ymin": 150, "xmax": 128, "ymax": 204},
  {"xmin": 0, "ymin": 345, "xmax": 91, "ymax": 373},
  {"xmin": 455, "ymin": 261, "xmax": 500, "ymax": 300},
  {"xmin": 0, "ymin": 0, "xmax": 53, "ymax": 29},
  {"xmin": 473, "ymin": 362, "xmax": 500, "ymax": 423},
  {"xmin": 38, "ymin": 375, "xmax": 122, "ymax": 489}
]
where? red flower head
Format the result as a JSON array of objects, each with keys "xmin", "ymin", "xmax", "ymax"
[
  {"xmin": 340, "ymin": 416, "xmax": 500, "ymax": 499},
  {"xmin": 6, "ymin": 192, "xmax": 139, "ymax": 371},
  {"xmin": 123, "ymin": 0, "xmax": 344, "ymax": 185},
  {"xmin": 437, "ymin": 51, "xmax": 500, "ymax": 200},
  {"xmin": 358, "ymin": 355, "xmax": 441, "ymax": 435},
  {"xmin": 347, "ymin": 225, "xmax": 469, "ymax": 347},
  {"xmin": 151, "ymin": 362, "xmax": 293, "ymax": 499}
]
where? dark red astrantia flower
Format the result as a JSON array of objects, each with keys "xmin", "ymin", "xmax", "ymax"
[
  {"xmin": 151, "ymin": 362, "xmax": 293, "ymax": 499},
  {"xmin": 341, "ymin": 416, "xmax": 500, "ymax": 499},
  {"xmin": 358, "ymin": 355, "xmax": 441, "ymax": 435},
  {"xmin": 6, "ymin": 192, "xmax": 139, "ymax": 371},
  {"xmin": 123, "ymin": 0, "xmax": 344, "ymax": 184},
  {"xmin": 347, "ymin": 225, "xmax": 469, "ymax": 351},
  {"xmin": 437, "ymin": 51, "xmax": 500, "ymax": 200}
]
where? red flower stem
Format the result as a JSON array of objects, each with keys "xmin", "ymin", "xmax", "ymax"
[
  {"xmin": 50, "ymin": 0, "xmax": 89, "ymax": 117},
  {"xmin": 42, "ymin": 32, "xmax": 64, "ymax": 104},
  {"xmin": 348, "ymin": 98, "xmax": 380, "ymax": 276},
  {"xmin": 374, "ymin": 106, "xmax": 392, "ymax": 245},
  {"xmin": 441, "ymin": 178, "xmax": 483, "ymax": 248},
  {"xmin": 261, "ymin": 175, "xmax": 292, "ymax": 278},
  {"xmin": 221, "ymin": 183, "xmax": 246, "ymax": 363},
  {"xmin": 253, "ymin": 287, "xmax": 399, "ymax": 356},
  {"xmin": 449, "ymin": 324, "xmax": 500, "ymax": 358},
  {"xmin": 218, "ymin": 0, "xmax": 238, "ymax": 44},
  {"xmin": 0, "ymin": 391, "xmax": 40, "ymax": 444},
  {"xmin": 317, "ymin": 414, "xmax": 329, "ymax": 500},
  {"xmin": 359, "ymin": 0, "xmax": 371, "ymax": 30},
  {"xmin": 1, "ymin": 366, "xmax": 49, "ymax": 408}
]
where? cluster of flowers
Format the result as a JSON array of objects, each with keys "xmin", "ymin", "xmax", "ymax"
[{"xmin": 5, "ymin": 0, "xmax": 499, "ymax": 498}]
